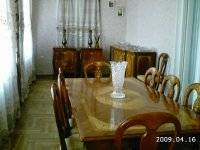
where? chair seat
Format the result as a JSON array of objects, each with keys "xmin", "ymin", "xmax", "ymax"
[
  {"xmin": 137, "ymin": 75, "xmax": 152, "ymax": 82},
  {"xmin": 65, "ymin": 134, "xmax": 86, "ymax": 150},
  {"xmin": 137, "ymin": 75, "xmax": 160, "ymax": 83},
  {"xmin": 137, "ymin": 75, "xmax": 145, "ymax": 82}
]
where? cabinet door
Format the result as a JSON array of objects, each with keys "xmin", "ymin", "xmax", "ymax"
[
  {"xmin": 53, "ymin": 48, "xmax": 77, "ymax": 77},
  {"xmin": 113, "ymin": 48, "xmax": 126, "ymax": 61},
  {"xmin": 135, "ymin": 52, "xmax": 156, "ymax": 76},
  {"xmin": 125, "ymin": 51, "xmax": 135, "ymax": 77},
  {"xmin": 80, "ymin": 48, "xmax": 104, "ymax": 76},
  {"xmin": 53, "ymin": 51, "xmax": 63, "ymax": 76},
  {"xmin": 110, "ymin": 46, "xmax": 115, "ymax": 60}
]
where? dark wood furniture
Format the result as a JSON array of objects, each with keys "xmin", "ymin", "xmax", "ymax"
[
  {"xmin": 53, "ymin": 48, "xmax": 78, "ymax": 77},
  {"xmin": 137, "ymin": 53, "xmax": 169, "ymax": 82},
  {"xmin": 157, "ymin": 53, "xmax": 169, "ymax": 82},
  {"xmin": 53, "ymin": 48, "xmax": 105, "ymax": 77},
  {"xmin": 80, "ymin": 48, "xmax": 104, "ymax": 76},
  {"xmin": 58, "ymin": 68, "xmax": 72, "ymax": 119},
  {"xmin": 51, "ymin": 83, "xmax": 84, "ymax": 150},
  {"xmin": 114, "ymin": 112, "xmax": 181, "ymax": 150},
  {"xmin": 84, "ymin": 61, "xmax": 111, "ymax": 83},
  {"xmin": 66, "ymin": 78, "xmax": 200, "ymax": 150},
  {"xmin": 160, "ymin": 75, "xmax": 180, "ymax": 102},
  {"xmin": 110, "ymin": 46, "xmax": 156, "ymax": 77},
  {"xmin": 144, "ymin": 67, "xmax": 160, "ymax": 90},
  {"xmin": 51, "ymin": 83, "xmax": 70, "ymax": 150}
]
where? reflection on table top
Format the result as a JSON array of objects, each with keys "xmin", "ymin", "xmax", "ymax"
[{"xmin": 66, "ymin": 78, "xmax": 200, "ymax": 142}]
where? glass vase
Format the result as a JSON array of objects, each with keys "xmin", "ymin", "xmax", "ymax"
[{"xmin": 110, "ymin": 61, "xmax": 127, "ymax": 99}]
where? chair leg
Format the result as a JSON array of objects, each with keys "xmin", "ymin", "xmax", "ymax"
[
  {"xmin": 57, "ymin": 125, "xmax": 67, "ymax": 150},
  {"xmin": 59, "ymin": 133, "xmax": 67, "ymax": 150}
]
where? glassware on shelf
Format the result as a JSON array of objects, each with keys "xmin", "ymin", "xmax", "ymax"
[{"xmin": 110, "ymin": 61, "xmax": 127, "ymax": 99}]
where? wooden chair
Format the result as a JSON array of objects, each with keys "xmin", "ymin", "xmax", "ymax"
[
  {"xmin": 114, "ymin": 112, "xmax": 181, "ymax": 150},
  {"xmin": 144, "ymin": 67, "xmax": 160, "ymax": 90},
  {"xmin": 183, "ymin": 83, "xmax": 200, "ymax": 113},
  {"xmin": 137, "ymin": 53, "xmax": 168, "ymax": 83},
  {"xmin": 53, "ymin": 48, "xmax": 78, "ymax": 77},
  {"xmin": 80, "ymin": 48, "xmax": 104, "ymax": 77},
  {"xmin": 51, "ymin": 83, "xmax": 70, "ymax": 150},
  {"xmin": 84, "ymin": 61, "xmax": 111, "ymax": 83},
  {"xmin": 51, "ymin": 83, "xmax": 84, "ymax": 150},
  {"xmin": 157, "ymin": 53, "xmax": 169, "ymax": 82},
  {"xmin": 58, "ymin": 68, "xmax": 72, "ymax": 119},
  {"xmin": 160, "ymin": 75, "xmax": 180, "ymax": 102}
]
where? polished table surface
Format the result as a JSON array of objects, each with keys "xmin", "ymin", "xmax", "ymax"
[{"xmin": 66, "ymin": 78, "xmax": 200, "ymax": 143}]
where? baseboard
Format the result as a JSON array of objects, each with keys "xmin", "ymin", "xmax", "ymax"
[{"xmin": 36, "ymin": 75, "xmax": 54, "ymax": 80}]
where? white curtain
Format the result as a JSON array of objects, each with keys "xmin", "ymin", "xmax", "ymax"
[
  {"xmin": 57, "ymin": 0, "xmax": 101, "ymax": 48},
  {"xmin": 174, "ymin": 0, "xmax": 200, "ymax": 105},
  {"xmin": 0, "ymin": 0, "xmax": 20, "ymax": 146},
  {"xmin": 18, "ymin": 0, "xmax": 35, "ymax": 101}
]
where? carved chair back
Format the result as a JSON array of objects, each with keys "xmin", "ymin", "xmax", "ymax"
[
  {"xmin": 80, "ymin": 48, "xmax": 104, "ymax": 77},
  {"xmin": 183, "ymin": 83, "xmax": 200, "ymax": 113},
  {"xmin": 144, "ymin": 67, "xmax": 160, "ymax": 89},
  {"xmin": 84, "ymin": 61, "xmax": 111, "ymax": 83},
  {"xmin": 157, "ymin": 53, "xmax": 169, "ymax": 81},
  {"xmin": 114, "ymin": 112, "xmax": 181, "ymax": 150},
  {"xmin": 51, "ymin": 83, "xmax": 70, "ymax": 150},
  {"xmin": 58, "ymin": 68, "xmax": 72, "ymax": 119},
  {"xmin": 160, "ymin": 75, "xmax": 180, "ymax": 102},
  {"xmin": 53, "ymin": 48, "xmax": 77, "ymax": 77}
]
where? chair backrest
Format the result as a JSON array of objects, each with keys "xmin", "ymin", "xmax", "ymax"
[
  {"xmin": 51, "ymin": 83, "xmax": 70, "ymax": 149},
  {"xmin": 80, "ymin": 48, "xmax": 104, "ymax": 65},
  {"xmin": 183, "ymin": 83, "xmax": 200, "ymax": 112},
  {"xmin": 160, "ymin": 75, "xmax": 180, "ymax": 102},
  {"xmin": 114, "ymin": 112, "xmax": 181, "ymax": 150},
  {"xmin": 62, "ymin": 49, "xmax": 77, "ymax": 68},
  {"xmin": 144, "ymin": 67, "xmax": 160, "ymax": 89},
  {"xmin": 51, "ymin": 83, "xmax": 63, "ymax": 129},
  {"xmin": 58, "ymin": 68, "xmax": 72, "ymax": 119},
  {"xmin": 84, "ymin": 61, "xmax": 111, "ymax": 82},
  {"xmin": 157, "ymin": 53, "xmax": 169, "ymax": 80},
  {"xmin": 53, "ymin": 48, "xmax": 77, "ymax": 77}
]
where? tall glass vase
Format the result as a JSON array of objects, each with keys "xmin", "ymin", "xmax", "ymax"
[{"xmin": 110, "ymin": 61, "xmax": 127, "ymax": 98}]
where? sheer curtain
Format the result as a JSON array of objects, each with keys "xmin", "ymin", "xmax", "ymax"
[
  {"xmin": 18, "ymin": 0, "xmax": 35, "ymax": 101},
  {"xmin": 57, "ymin": 0, "xmax": 101, "ymax": 48},
  {"xmin": 174, "ymin": 0, "xmax": 200, "ymax": 105},
  {"xmin": 0, "ymin": 0, "xmax": 20, "ymax": 146}
]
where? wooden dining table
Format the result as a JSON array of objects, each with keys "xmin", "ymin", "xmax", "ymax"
[{"xmin": 66, "ymin": 78, "xmax": 200, "ymax": 150}]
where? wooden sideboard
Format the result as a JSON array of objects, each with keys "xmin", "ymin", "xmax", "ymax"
[
  {"xmin": 53, "ymin": 48, "xmax": 78, "ymax": 77},
  {"xmin": 110, "ymin": 46, "xmax": 156, "ymax": 77},
  {"xmin": 80, "ymin": 48, "xmax": 104, "ymax": 76},
  {"xmin": 53, "ymin": 48, "xmax": 104, "ymax": 77}
]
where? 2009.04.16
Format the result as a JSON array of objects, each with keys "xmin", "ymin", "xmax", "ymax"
[{"xmin": 156, "ymin": 136, "xmax": 197, "ymax": 143}]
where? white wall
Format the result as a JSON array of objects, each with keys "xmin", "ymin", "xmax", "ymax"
[
  {"xmin": 32, "ymin": 0, "xmax": 57, "ymax": 75},
  {"xmin": 101, "ymin": 0, "xmax": 127, "ymax": 58},
  {"xmin": 125, "ymin": 0, "xmax": 178, "ymax": 73},
  {"xmin": 32, "ymin": 0, "xmax": 127, "ymax": 75}
]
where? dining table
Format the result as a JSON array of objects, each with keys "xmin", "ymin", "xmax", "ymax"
[{"xmin": 66, "ymin": 78, "xmax": 200, "ymax": 150}]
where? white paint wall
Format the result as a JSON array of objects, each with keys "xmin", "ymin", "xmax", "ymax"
[
  {"xmin": 101, "ymin": 0, "xmax": 127, "ymax": 58},
  {"xmin": 32, "ymin": 0, "xmax": 178, "ymax": 75},
  {"xmin": 32, "ymin": 0, "xmax": 127, "ymax": 75},
  {"xmin": 125, "ymin": 0, "xmax": 178, "ymax": 73},
  {"xmin": 32, "ymin": 0, "xmax": 57, "ymax": 75}
]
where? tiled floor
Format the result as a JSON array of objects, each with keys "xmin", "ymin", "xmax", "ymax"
[{"xmin": 6, "ymin": 79, "xmax": 60, "ymax": 150}]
